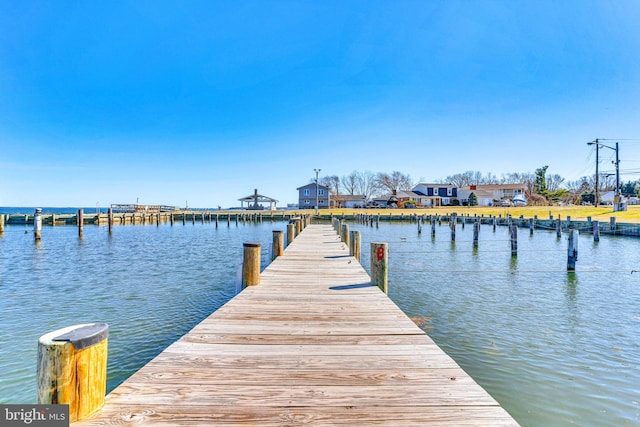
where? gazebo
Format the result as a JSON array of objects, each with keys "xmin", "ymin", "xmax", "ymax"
[{"xmin": 238, "ymin": 189, "xmax": 278, "ymax": 210}]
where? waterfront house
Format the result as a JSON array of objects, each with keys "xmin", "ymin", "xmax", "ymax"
[
  {"xmin": 297, "ymin": 183, "xmax": 330, "ymax": 209},
  {"xmin": 456, "ymin": 188, "xmax": 495, "ymax": 206},
  {"xmin": 332, "ymin": 195, "xmax": 367, "ymax": 208},
  {"xmin": 474, "ymin": 184, "xmax": 526, "ymax": 203},
  {"xmin": 411, "ymin": 183, "xmax": 457, "ymax": 206}
]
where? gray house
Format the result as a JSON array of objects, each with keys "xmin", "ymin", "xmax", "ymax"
[{"xmin": 297, "ymin": 183, "xmax": 330, "ymax": 209}]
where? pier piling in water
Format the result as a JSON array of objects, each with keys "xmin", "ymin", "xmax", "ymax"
[
  {"xmin": 78, "ymin": 209, "xmax": 84, "ymax": 237},
  {"xmin": 510, "ymin": 224, "xmax": 518, "ymax": 256},
  {"xmin": 34, "ymin": 208, "xmax": 42, "ymax": 241},
  {"xmin": 593, "ymin": 221, "xmax": 600, "ymax": 242},
  {"xmin": 567, "ymin": 230, "xmax": 579, "ymax": 270}
]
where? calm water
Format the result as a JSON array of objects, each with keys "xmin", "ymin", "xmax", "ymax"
[{"xmin": 1, "ymin": 216, "xmax": 639, "ymax": 426}]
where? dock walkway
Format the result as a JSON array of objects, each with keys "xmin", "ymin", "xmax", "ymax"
[{"xmin": 78, "ymin": 224, "xmax": 519, "ymax": 426}]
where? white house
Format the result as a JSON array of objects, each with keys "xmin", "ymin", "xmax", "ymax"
[{"xmin": 456, "ymin": 188, "xmax": 494, "ymax": 206}]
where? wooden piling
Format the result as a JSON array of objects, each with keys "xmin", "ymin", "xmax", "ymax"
[
  {"xmin": 108, "ymin": 208, "xmax": 113, "ymax": 233},
  {"xmin": 37, "ymin": 323, "xmax": 109, "ymax": 422},
  {"xmin": 371, "ymin": 242, "xmax": 388, "ymax": 294},
  {"xmin": 341, "ymin": 223, "xmax": 349, "ymax": 248},
  {"xmin": 492, "ymin": 216, "xmax": 497, "ymax": 232},
  {"xmin": 0, "ymin": 213, "xmax": 4, "ymax": 233},
  {"xmin": 350, "ymin": 230, "xmax": 361, "ymax": 262},
  {"xmin": 417, "ymin": 217, "xmax": 422, "ymax": 234},
  {"xmin": 610, "ymin": 217, "xmax": 616, "ymax": 232},
  {"xmin": 242, "ymin": 243, "xmax": 261, "ymax": 287},
  {"xmin": 556, "ymin": 219, "xmax": 562, "ymax": 238},
  {"xmin": 529, "ymin": 218, "xmax": 534, "ymax": 236},
  {"xmin": 473, "ymin": 221, "xmax": 480, "ymax": 248},
  {"xmin": 272, "ymin": 230, "xmax": 284, "ymax": 261},
  {"xmin": 78, "ymin": 209, "xmax": 84, "ymax": 237},
  {"xmin": 34, "ymin": 208, "xmax": 42, "ymax": 241},
  {"xmin": 431, "ymin": 217, "xmax": 436, "ymax": 237},
  {"xmin": 510, "ymin": 224, "xmax": 518, "ymax": 256},
  {"xmin": 450, "ymin": 213, "xmax": 456, "ymax": 241},
  {"xmin": 567, "ymin": 230, "xmax": 579, "ymax": 271},
  {"xmin": 593, "ymin": 221, "xmax": 600, "ymax": 242},
  {"xmin": 287, "ymin": 223, "xmax": 295, "ymax": 247}
]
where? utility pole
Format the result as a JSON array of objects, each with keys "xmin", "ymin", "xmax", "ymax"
[
  {"xmin": 594, "ymin": 139, "xmax": 599, "ymax": 207},
  {"xmin": 314, "ymin": 168, "xmax": 321, "ymax": 215},
  {"xmin": 588, "ymin": 139, "xmax": 621, "ymax": 209}
]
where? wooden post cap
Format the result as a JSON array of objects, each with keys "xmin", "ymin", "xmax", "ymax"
[{"xmin": 49, "ymin": 323, "xmax": 109, "ymax": 350}]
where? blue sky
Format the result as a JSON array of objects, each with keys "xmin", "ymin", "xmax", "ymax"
[{"xmin": 1, "ymin": 0, "xmax": 640, "ymax": 208}]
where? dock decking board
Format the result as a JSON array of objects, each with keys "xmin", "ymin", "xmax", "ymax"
[{"xmin": 77, "ymin": 224, "xmax": 519, "ymax": 426}]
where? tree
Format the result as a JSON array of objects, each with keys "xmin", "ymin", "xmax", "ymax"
[
  {"xmin": 468, "ymin": 192, "xmax": 478, "ymax": 206},
  {"xmin": 319, "ymin": 175, "xmax": 340, "ymax": 196},
  {"xmin": 546, "ymin": 174, "xmax": 565, "ymax": 192},
  {"xmin": 621, "ymin": 181, "xmax": 638, "ymax": 197},
  {"xmin": 376, "ymin": 171, "xmax": 412, "ymax": 194},
  {"xmin": 354, "ymin": 170, "xmax": 380, "ymax": 202},
  {"xmin": 534, "ymin": 166, "xmax": 549, "ymax": 197},
  {"xmin": 341, "ymin": 172, "xmax": 358, "ymax": 195}
]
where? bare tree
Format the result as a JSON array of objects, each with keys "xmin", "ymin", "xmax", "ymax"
[
  {"xmin": 546, "ymin": 174, "xmax": 565, "ymax": 192},
  {"xmin": 446, "ymin": 171, "xmax": 500, "ymax": 187},
  {"xmin": 446, "ymin": 171, "xmax": 474, "ymax": 187},
  {"xmin": 376, "ymin": 171, "xmax": 413, "ymax": 194},
  {"xmin": 341, "ymin": 171, "xmax": 359, "ymax": 195},
  {"xmin": 319, "ymin": 175, "xmax": 340, "ymax": 196},
  {"xmin": 354, "ymin": 170, "xmax": 380, "ymax": 202}
]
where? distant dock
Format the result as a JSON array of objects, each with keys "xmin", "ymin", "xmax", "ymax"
[{"xmin": 73, "ymin": 223, "xmax": 518, "ymax": 426}]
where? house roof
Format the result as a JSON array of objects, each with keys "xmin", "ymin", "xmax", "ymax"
[
  {"xmin": 462, "ymin": 184, "xmax": 526, "ymax": 190},
  {"xmin": 238, "ymin": 189, "xmax": 278, "ymax": 203},
  {"xmin": 457, "ymin": 189, "xmax": 494, "ymax": 199},
  {"xmin": 414, "ymin": 183, "xmax": 455, "ymax": 188},
  {"xmin": 297, "ymin": 183, "xmax": 329, "ymax": 191}
]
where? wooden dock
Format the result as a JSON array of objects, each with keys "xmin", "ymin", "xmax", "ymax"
[{"xmin": 77, "ymin": 224, "xmax": 519, "ymax": 426}]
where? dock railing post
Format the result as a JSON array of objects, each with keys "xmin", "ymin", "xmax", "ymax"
[
  {"xmin": 287, "ymin": 223, "xmax": 295, "ymax": 247},
  {"xmin": 37, "ymin": 323, "xmax": 109, "ymax": 423},
  {"xmin": 371, "ymin": 242, "xmax": 388, "ymax": 294},
  {"xmin": 272, "ymin": 230, "xmax": 284, "ymax": 260},
  {"xmin": 242, "ymin": 243, "xmax": 261, "ymax": 287},
  {"xmin": 341, "ymin": 223, "xmax": 349, "ymax": 248},
  {"xmin": 34, "ymin": 208, "xmax": 42, "ymax": 241},
  {"xmin": 567, "ymin": 230, "xmax": 579, "ymax": 271},
  {"xmin": 350, "ymin": 230, "xmax": 361, "ymax": 262}
]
